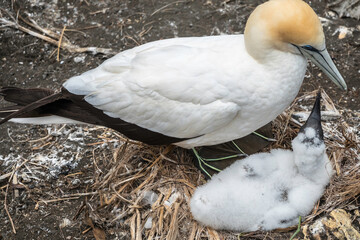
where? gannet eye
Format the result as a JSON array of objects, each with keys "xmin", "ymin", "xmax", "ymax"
[{"xmin": 301, "ymin": 45, "xmax": 319, "ymax": 52}]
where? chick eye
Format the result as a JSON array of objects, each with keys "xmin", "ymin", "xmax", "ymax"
[{"xmin": 301, "ymin": 45, "xmax": 319, "ymax": 52}]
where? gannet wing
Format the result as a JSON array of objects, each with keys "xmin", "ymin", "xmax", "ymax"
[{"xmin": 64, "ymin": 39, "xmax": 242, "ymax": 140}]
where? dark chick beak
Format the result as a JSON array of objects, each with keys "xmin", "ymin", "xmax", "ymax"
[{"xmin": 299, "ymin": 91, "xmax": 324, "ymax": 141}]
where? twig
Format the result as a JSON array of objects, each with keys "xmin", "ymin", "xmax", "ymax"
[
  {"xmin": 2, "ymin": 159, "xmax": 29, "ymax": 234},
  {"xmin": 38, "ymin": 196, "xmax": 80, "ymax": 204},
  {"xmin": 57, "ymin": 25, "xmax": 66, "ymax": 61},
  {"xmin": 32, "ymin": 142, "xmax": 52, "ymax": 150},
  {"xmin": 150, "ymin": 1, "xmax": 186, "ymax": 16},
  {"xmin": 90, "ymin": 8, "xmax": 109, "ymax": 15},
  {"xmin": 61, "ymin": 192, "xmax": 97, "ymax": 198},
  {"xmin": 0, "ymin": 172, "xmax": 12, "ymax": 181},
  {"xmin": 82, "ymin": 227, "xmax": 92, "ymax": 234},
  {"xmin": 123, "ymin": 35, "xmax": 140, "ymax": 46},
  {"xmin": 27, "ymin": 130, "xmax": 51, "ymax": 143},
  {"xmin": 136, "ymin": 209, "xmax": 142, "ymax": 240},
  {"xmin": 12, "ymin": 173, "xmax": 19, "ymax": 198},
  {"xmin": 111, "ymin": 185, "xmax": 133, "ymax": 204},
  {"xmin": 4, "ymin": 183, "xmax": 16, "ymax": 233},
  {"xmin": 18, "ymin": 15, "xmax": 63, "ymax": 40},
  {"xmin": 0, "ymin": 10, "xmax": 116, "ymax": 56},
  {"xmin": 65, "ymin": 172, "xmax": 83, "ymax": 178}
]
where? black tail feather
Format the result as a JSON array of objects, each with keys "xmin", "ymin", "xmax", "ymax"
[
  {"xmin": 0, "ymin": 87, "xmax": 55, "ymax": 105},
  {"xmin": 0, "ymin": 105, "xmax": 21, "ymax": 118},
  {"xmin": 0, "ymin": 86, "xmax": 122, "ymax": 127},
  {"xmin": 0, "ymin": 87, "xmax": 58, "ymax": 119},
  {"xmin": 0, "ymin": 91, "xmax": 64, "ymax": 124}
]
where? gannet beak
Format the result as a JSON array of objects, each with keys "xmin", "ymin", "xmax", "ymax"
[
  {"xmin": 299, "ymin": 91, "xmax": 323, "ymax": 141},
  {"xmin": 299, "ymin": 46, "xmax": 347, "ymax": 91}
]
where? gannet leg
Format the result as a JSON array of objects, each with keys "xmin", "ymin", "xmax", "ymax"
[
  {"xmin": 231, "ymin": 140, "xmax": 247, "ymax": 155},
  {"xmin": 192, "ymin": 143, "xmax": 247, "ymax": 178},
  {"xmin": 192, "ymin": 148, "xmax": 222, "ymax": 178},
  {"xmin": 252, "ymin": 131, "xmax": 277, "ymax": 142},
  {"xmin": 289, "ymin": 216, "xmax": 302, "ymax": 240},
  {"xmin": 192, "ymin": 129, "xmax": 275, "ymax": 178}
]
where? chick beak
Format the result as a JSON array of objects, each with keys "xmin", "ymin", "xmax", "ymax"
[
  {"xmin": 299, "ymin": 46, "xmax": 347, "ymax": 91},
  {"xmin": 299, "ymin": 91, "xmax": 324, "ymax": 141}
]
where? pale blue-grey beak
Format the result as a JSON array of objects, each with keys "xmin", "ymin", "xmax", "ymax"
[{"xmin": 299, "ymin": 45, "xmax": 347, "ymax": 91}]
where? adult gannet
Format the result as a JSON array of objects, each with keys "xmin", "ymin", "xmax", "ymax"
[
  {"xmin": 190, "ymin": 92, "xmax": 334, "ymax": 231},
  {"xmin": 0, "ymin": 0, "xmax": 346, "ymax": 162}
]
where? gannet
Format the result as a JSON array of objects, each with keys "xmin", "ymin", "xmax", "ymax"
[
  {"xmin": 190, "ymin": 92, "xmax": 334, "ymax": 231},
  {"xmin": 0, "ymin": 1, "xmax": 346, "ymax": 152}
]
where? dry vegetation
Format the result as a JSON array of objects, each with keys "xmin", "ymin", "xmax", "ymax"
[
  {"xmin": 72, "ymin": 90, "xmax": 359, "ymax": 239},
  {"xmin": 3, "ymin": 89, "xmax": 358, "ymax": 239}
]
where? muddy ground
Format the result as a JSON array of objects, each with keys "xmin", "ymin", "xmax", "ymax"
[{"xmin": 0, "ymin": 0, "xmax": 359, "ymax": 239}]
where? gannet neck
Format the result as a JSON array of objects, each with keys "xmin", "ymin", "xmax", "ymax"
[{"xmin": 244, "ymin": 0, "xmax": 324, "ymax": 62}]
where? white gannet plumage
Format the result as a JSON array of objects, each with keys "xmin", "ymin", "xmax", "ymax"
[
  {"xmin": 63, "ymin": 34, "xmax": 307, "ymax": 147},
  {"xmin": 0, "ymin": 0, "xmax": 347, "ymax": 149}
]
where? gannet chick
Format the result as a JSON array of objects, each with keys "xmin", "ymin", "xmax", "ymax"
[
  {"xmin": 190, "ymin": 93, "xmax": 334, "ymax": 231},
  {"xmin": 0, "ymin": 0, "xmax": 346, "ymax": 150}
]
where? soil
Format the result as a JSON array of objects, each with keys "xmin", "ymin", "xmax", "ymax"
[{"xmin": 0, "ymin": 0, "xmax": 359, "ymax": 239}]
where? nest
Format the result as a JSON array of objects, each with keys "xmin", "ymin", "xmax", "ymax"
[
  {"xmin": 1, "ymin": 90, "xmax": 359, "ymax": 239},
  {"xmin": 77, "ymin": 89, "xmax": 359, "ymax": 239}
]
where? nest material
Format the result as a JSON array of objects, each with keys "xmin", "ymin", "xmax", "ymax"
[
  {"xmin": 1, "ymin": 90, "xmax": 359, "ymax": 239},
  {"xmin": 80, "ymin": 90, "xmax": 360, "ymax": 239}
]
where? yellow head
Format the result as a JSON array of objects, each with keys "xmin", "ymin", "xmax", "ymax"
[
  {"xmin": 245, "ymin": 0, "xmax": 324, "ymax": 58},
  {"xmin": 244, "ymin": 0, "xmax": 347, "ymax": 90}
]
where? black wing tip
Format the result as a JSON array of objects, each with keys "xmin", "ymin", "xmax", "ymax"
[
  {"xmin": 0, "ymin": 87, "xmax": 13, "ymax": 96},
  {"xmin": 0, "ymin": 91, "xmax": 64, "ymax": 125}
]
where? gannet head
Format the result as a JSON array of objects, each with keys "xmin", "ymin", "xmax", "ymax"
[{"xmin": 245, "ymin": 0, "xmax": 347, "ymax": 90}]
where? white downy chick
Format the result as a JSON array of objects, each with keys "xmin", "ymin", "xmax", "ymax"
[{"xmin": 190, "ymin": 92, "xmax": 334, "ymax": 231}]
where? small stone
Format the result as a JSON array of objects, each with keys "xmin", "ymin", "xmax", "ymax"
[
  {"xmin": 73, "ymin": 55, "xmax": 86, "ymax": 63},
  {"xmin": 144, "ymin": 217, "xmax": 152, "ymax": 229},
  {"xmin": 59, "ymin": 218, "xmax": 72, "ymax": 228}
]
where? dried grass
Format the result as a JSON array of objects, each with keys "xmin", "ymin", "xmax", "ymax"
[
  {"xmin": 71, "ymin": 89, "xmax": 359, "ymax": 239},
  {"xmin": 1, "ymin": 89, "xmax": 358, "ymax": 238},
  {"xmin": 0, "ymin": 9, "xmax": 116, "ymax": 57}
]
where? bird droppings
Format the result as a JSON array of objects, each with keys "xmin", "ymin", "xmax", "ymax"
[
  {"xmin": 144, "ymin": 217, "xmax": 153, "ymax": 229},
  {"xmin": 59, "ymin": 218, "xmax": 72, "ymax": 229},
  {"xmin": 73, "ymin": 55, "xmax": 86, "ymax": 63},
  {"xmin": 0, "ymin": 125, "xmax": 119, "ymax": 180},
  {"xmin": 0, "ymin": 0, "xmax": 359, "ymax": 239},
  {"xmin": 164, "ymin": 191, "xmax": 181, "ymax": 207},
  {"xmin": 309, "ymin": 220, "xmax": 325, "ymax": 235},
  {"xmin": 334, "ymin": 26, "xmax": 355, "ymax": 39},
  {"xmin": 141, "ymin": 190, "xmax": 158, "ymax": 206}
]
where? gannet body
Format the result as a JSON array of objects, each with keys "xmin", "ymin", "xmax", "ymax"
[
  {"xmin": 0, "ymin": 0, "xmax": 347, "ymax": 149},
  {"xmin": 63, "ymin": 35, "xmax": 306, "ymax": 148},
  {"xmin": 190, "ymin": 93, "xmax": 334, "ymax": 231}
]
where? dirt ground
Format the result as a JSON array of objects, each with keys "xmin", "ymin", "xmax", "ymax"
[{"xmin": 0, "ymin": 0, "xmax": 359, "ymax": 239}]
